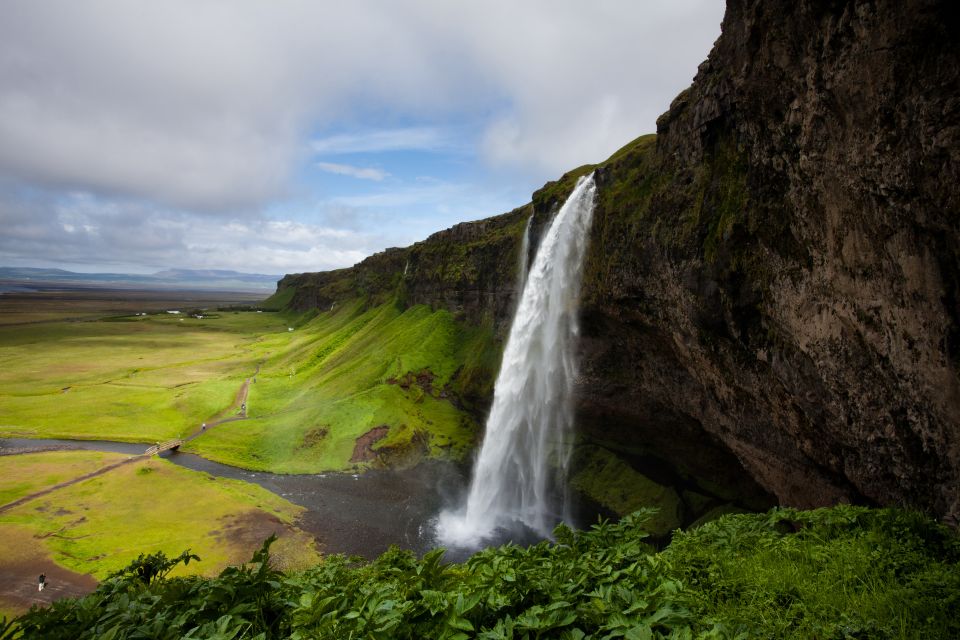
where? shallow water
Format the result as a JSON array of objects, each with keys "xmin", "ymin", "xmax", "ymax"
[{"xmin": 0, "ymin": 437, "xmax": 467, "ymax": 559}]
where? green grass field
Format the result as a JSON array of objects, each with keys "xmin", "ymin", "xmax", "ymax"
[
  {"xmin": 0, "ymin": 311, "xmax": 289, "ymax": 443},
  {"xmin": 0, "ymin": 299, "xmax": 494, "ymax": 473},
  {"xmin": 0, "ymin": 453, "xmax": 321, "ymax": 579},
  {"xmin": 0, "ymin": 449, "xmax": 123, "ymax": 505},
  {"xmin": 0, "ymin": 449, "xmax": 321, "ymax": 618}
]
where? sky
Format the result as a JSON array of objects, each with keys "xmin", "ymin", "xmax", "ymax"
[{"xmin": 0, "ymin": 1, "xmax": 724, "ymax": 276}]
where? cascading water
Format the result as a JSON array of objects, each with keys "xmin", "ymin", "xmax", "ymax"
[
  {"xmin": 517, "ymin": 214, "xmax": 532, "ymax": 291},
  {"xmin": 437, "ymin": 174, "xmax": 597, "ymax": 547}
]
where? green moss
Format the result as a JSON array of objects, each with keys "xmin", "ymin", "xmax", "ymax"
[
  {"xmin": 603, "ymin": 132, "xmax": 658, "ymax": 165},
  {"xmin": 570, "ymin": 445, "xmax": 682, "ymax": 536},
  {"xmin": 695, "ymin": 136, "xmax": 749, "ymax": 263},
  {"xmin": 531, "ymin": 164, "xmax": 597, "ymax": 213},
  {"xmin": 667, "ymin": 506, "xmax": 960, "ymax": 638},
  {"xmin": 681, "ymin": 489, "xmax": 714, "ymax": 515}
]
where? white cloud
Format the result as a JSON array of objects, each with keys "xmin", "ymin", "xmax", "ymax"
[
  {"xmin": 316, "ymin": 162, "xmax": 389, "ymax": 181},
  {"xmin": 0, "ymin": 189, "xmax": 382, "ymax": 274},
  {"xmin": 311, "ymin": 127, "xmax": 454, "ymax": 155},
  {"xmin": 0, "ymin": 1, "xmax": 723, "ymax": 209},
  {"xmin": 0, "ymin": 0, "xmax": 725, "ymax": 271}
]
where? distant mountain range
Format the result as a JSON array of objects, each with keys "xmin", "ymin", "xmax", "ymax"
[{"xmin": 0, "ymin": 267, "xmax": 280, "ymax": 292}]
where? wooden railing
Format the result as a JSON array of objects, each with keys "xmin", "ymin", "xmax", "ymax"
[{"xmin": 144, "ymin": 439, "xmax": 183, "ymax": 456}]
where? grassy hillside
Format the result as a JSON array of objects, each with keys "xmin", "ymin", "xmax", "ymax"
[
  {"xmin": 8, "ymin": 505, "xmax": 958, "ymax": 639},
  {"xmin": 183, "ymin": 299, "xmax": 497, "ymax": 472}
]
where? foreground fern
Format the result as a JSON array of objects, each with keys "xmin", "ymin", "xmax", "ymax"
[{"xmin": 6, "ymin": 506, "xmax": 959, "ymax": 639}]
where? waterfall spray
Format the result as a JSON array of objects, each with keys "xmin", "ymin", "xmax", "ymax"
[{"xmin": 437, "ymin": 174, "xmax": 597, "ymax": 547}]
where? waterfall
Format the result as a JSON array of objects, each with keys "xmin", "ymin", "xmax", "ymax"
[
  {"xmin": 437, "ymin": 173, "xmax": 597, "ymax": 547},
  {"xmin": 517, "ymin": 214, "xmax": 532, "ymax": 292}
]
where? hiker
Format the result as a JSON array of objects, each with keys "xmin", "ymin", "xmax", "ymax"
[{"xmin": 38, "ymin": 573, "xmax": 45, "ymax": 592}]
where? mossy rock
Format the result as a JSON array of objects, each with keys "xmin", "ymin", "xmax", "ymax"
[{"xmin": 570, "ymin": 445, "xmax": 682, "ymax": 536}]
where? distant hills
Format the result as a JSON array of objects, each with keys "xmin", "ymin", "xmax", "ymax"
[{"xmin": 0, "ymin": 266, "xmax": 280, "ymax": 292}]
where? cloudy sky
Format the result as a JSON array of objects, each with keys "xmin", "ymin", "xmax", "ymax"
[{"xmin": 0, "ymin": 1, "xmax": 723, "ymax": 276}]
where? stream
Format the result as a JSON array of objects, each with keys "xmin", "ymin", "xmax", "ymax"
[{"xmin": 0, "ymin": 437, "xmax": 468, "ymax": 559}]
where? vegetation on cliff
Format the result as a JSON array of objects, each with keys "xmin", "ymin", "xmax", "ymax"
[
  {"xmin": 262, "ymin": 0, "xmax": 960, "ymax": 524},
  {"xmin": 7, "ymin": 506, "xmax": 958, "ymax": 639}
]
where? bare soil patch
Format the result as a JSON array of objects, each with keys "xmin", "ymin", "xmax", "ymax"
[
  {"xmin": 350, "ymin": 426, "xmax": 390, "ymax": 462},
  {"xmin": 213, "ymin": 510, "xmax": 321, "ymax": 570},
  {"xmin": 0, "ymin": 524, "xmax": 97, "ymax": 617},
  {"xmin": 296, "ymin": 427, "xmax": 329, "ymax": 451}
]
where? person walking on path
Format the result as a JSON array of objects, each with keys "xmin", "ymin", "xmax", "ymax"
[{"xmin": 38, "ymin": 573, "xmax": 46, "ymax": 592}]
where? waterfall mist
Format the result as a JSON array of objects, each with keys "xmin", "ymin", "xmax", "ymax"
[{"xmin": 437, "ymin": 173, "xmax": 597, "ymax": 548}]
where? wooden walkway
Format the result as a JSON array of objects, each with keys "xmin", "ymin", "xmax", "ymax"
[{"xmin": 143, "ymin": 439, "xmax": 183, "ymax": 456}]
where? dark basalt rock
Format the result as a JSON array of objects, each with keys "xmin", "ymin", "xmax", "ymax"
[
  {"xmin": 579, "ymin": 0, "xmax": 960, "ymax": 522},
  {"xmin": 277, "ymin": 205, "xmax": 532, "ymax": 334}
]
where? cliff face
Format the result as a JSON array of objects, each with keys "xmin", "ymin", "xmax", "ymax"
[
  {"xmin": 276, "ymin": 205, "xmax": 531, "ymax": 333},
  {"xmin": 273, "ymin": 0, "xmax": 960, "ymax": 522},
  {"xmin": 579, "ymin": 0, "xmax": 959, "ymax": 522}
]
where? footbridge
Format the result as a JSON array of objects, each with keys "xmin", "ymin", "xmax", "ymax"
[{"xmin": 144, "ymin": 439, "xmax": 183, "ymax": 456}]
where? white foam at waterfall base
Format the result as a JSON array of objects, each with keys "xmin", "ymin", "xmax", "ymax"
[{"xmin": 437, "ymin": 173, "xmax": 597, "ymax": 548}]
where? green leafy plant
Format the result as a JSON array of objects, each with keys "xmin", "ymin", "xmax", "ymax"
[{"xmin": 7, "ymin": 507, "xmax": 959, "ymax": 639}]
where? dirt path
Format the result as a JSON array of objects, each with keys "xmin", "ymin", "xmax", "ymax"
[
  {"xmin": 185, "ymin": 363, "xmax": 261, "ymax": 441},
  {"xmin": 0, "ymin": 455, "xmax": 147, "ymax": 516},
  {"xmin": 0, "ymin": 550, "xmax": 98, "ymax": 617}
]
